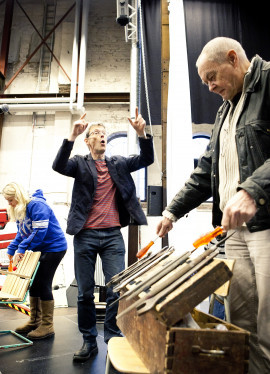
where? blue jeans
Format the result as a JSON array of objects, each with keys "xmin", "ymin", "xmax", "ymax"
[
  {"xmin": 74, "ymin": 227, "xmax": 125, "ymax": 344},
  {"xmin": 209, "ymin": 296, "xmax": 225, "ymax": 320}
]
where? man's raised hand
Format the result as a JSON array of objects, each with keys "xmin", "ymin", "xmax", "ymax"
[
  {"xmin": 128, "ymin": 107, "xmax": 146, "ymax": 138},
  {"xmin": 69, "ymin": 113, "xmax": 88, "ymax": 141}
]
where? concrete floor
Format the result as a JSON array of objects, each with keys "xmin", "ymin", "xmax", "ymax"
[{"xmin": 0, "ymin": 305, "xmax": 108, "ymax": 374}]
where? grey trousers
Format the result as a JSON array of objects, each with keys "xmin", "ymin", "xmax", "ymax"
[{"xmin": 226, "ymin": 227, "xmax": 270, "ymax": 374}]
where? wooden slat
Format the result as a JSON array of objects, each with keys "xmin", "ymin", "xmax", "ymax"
[
  {"xmin": 0, "ymin": 270, "xmax": 31, "ymax": 279},
  {"xmin": 0, "ymin": 291, "xmax": 22, "ymax": 300},
  {"xmin": 213, "ymin": 259, "xmax": 235, "ymax": 297},
  {"xmin": 161, "ymin": 0, "xmax": 170, "ymax": 249},
  {"xmin": 16, "ymin": 251, "xmax": 31, "ymax": 275},
  {"xmin": 0, "ymin": 251, "xmax": 40, "ymax": 301},
  {"xmin": 1, "ymin": 273, "xmax": 17, "ymax": 293},
  {"xmin": 155, "ymin": 260, "xmax": 232, "ymax": 326},
  {"xmin": 118, "ymin": 297, "xmax": 168, "ymax": 373},
  {"xmin": 108, "ymin": 337, "xmax": 150, "ymax": 374}
]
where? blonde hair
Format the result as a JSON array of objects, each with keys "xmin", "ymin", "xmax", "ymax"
[{"xmin": 2, "ymin": 182, "xmax": 31, "ymax": 222}]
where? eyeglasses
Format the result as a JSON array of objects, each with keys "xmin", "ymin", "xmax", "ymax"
[{"xmin": 88, "ymin": 130, "xmax": 106, "ymax": 137}]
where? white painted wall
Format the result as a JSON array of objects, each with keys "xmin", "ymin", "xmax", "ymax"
[{"xmin": 0, "ymin": 0, "xmax": 213, "ymax": 305}]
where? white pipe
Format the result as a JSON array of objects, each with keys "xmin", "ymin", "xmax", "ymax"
[
  {"xmin": 70, "ymin": 0, "xmax": 81, "ymax": 109},
  {"xmin": 77, "ymin": 0, "xmax": 90, "ymax": 111},
  {"xmin": 7, "ymin": 103, "xmax": 81, "ymax": 113},
  {"xmin": 0, "ymin": 97, "xmax": 72, "ymax": 104},
  {"xmin": 128, "ymin": 41, "xmax": 139, "ymax": 156},
  {"xmin": 128, "ymin": 41, "xmax": 141, "ymax": 199},
  {"xmin": 6, "ymin": 102, "xmax": 125, "ymax": 113}
]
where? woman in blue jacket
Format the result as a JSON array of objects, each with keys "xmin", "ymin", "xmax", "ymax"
[{"xmin": 2, "ymin": 182, "xmax": 67, "ymax": 340}]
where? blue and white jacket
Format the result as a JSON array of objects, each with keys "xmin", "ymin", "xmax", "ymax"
[{"xmin": 7, "ymin": 189, "xmax": 67, "ymax": 255}]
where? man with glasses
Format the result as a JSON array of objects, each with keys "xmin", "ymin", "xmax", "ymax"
[
  {"xmin": 52, "ymin": 108, "xmax": 154, "ymax": 362},
  {"xmin": 157, "ymin": 37, "xmax": 270, "ymax": 373}
]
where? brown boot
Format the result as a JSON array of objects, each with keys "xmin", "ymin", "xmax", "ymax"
[
  {"xmin": 15, "ymin": 296, "xmax": 41, "ymax": 334},
  {"xmin": 27, "ymin": 300, "xmax": 55, "ymax": 340}
]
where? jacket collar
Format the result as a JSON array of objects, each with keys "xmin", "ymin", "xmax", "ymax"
[
  {"xmin": 84, "ymin": 153, "xmax": 98, "ymax": 188},
  {"xmin": 243, "ymin": 55, "xmax": 262, "ymax": 93},
  {"xmin": 217, "ymin": 55, "xmax": 263, "ymax": 121},
  {"xmin": 84, "ymin": 153, "xmax": 119, "ymax": 186}
]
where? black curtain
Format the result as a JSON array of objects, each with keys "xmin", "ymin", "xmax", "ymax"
[
  {"xmin": 140, "ymin": 0, "xmax": 270, "ymax": 126},
  {"xmin": 183, "ymin": 0, "xmax": 270, "ymax": 124},
  {"xmin": 140, "ymin": 0, "xmax": 161, "ymax": 125}
]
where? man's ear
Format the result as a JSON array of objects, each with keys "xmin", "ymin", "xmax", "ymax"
[
  {"xmin": 227, "ymin": 50, "xmax": 237, "ymax": 66},
  {"xmin": 84, "ymin": 137, "xmax": 90, "ymax": 148}
]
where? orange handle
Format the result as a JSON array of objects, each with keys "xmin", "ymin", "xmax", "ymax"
[
  {"xmin": 136, "ymin": 241, "xmax": 154, "ymax": 259},
  {"xmin": 193, "ymin": 226, "xmax": 224, "ymax": 249},
  {"xmin": 8, "ymin": 260, "xmax": 13, "ymax": 272}
]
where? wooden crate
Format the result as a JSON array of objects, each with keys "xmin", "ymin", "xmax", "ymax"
[{"xmin": 117, "ymin": 259, "xmax": 249, "ymax": 374}]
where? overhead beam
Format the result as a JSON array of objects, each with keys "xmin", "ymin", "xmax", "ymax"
[
  {"xmin": 0, "ymin": 0, "xmax": 15, "ymax": 79},
  {"xmin": 0, "ymin": 92, "xmax": 130, "ymax": 103},
  {"xmin": 161, "ymin": 0, "xmax": 170, "ymax": 247}
]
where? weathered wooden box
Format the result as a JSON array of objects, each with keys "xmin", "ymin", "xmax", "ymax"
[{"xmin": 117, "ymin": 258, "xmax": 249, "ymax": 374}]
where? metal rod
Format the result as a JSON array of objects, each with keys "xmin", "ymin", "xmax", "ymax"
[
  {"xmin": 15, "ymin": 0, "xmax": 71, "ymax": 82},
  {"xmin": 4, "ymin": 2, "xmax": 76, "ymax": 91}
]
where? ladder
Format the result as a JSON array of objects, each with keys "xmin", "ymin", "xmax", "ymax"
[{"xmin": 36, "ymin": 0, "xmax": 56, "ymax": 93}]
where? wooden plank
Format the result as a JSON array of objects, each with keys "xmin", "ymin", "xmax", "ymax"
[
  {"xmin": 170, "ymin": 309, "xmax": 249, "ymax": 374},
  {"xmin": 118, "ymin": 302, "xmax": 249, "ymax": 374},
  {"xmin": 117, "ymin": 253, "xmax": 249, "ymax": 374},
  {"xmin": 12, "ymin": 277, "xmax": 21, "ymax": 297},
  {"xmin": 108, "ymin": 337, "xmax": 150, "ymax": 373},
  {"xmin": 1, "ymin": 274, "xmax": 16, "ymax": 293},
  {"xmin": 155, "ymin": 260, "xmax": 232, "ymax": 326},
  {"xmin": 16, "ymin": 279, "xmax": 26, "ymax": 299},
  {"xmin": 0, "ymin": 251, "xmax": 40, "ymax": 301},
  {"xmin": 161, "ymin": 0, "xmax": 170, "ymax": 250},
  {"xmin": 213, "ymin": 259, "xmax": 235, "ymax": 297},
  {"xmin": 0, "ymin": 291, "xmax": 21, "ymax": 300},
  {"xmin": 118, "ymin": 297, "xmax": 168, "ymax": 374},
  {"xmin": 0, "ymin": 270, "xmax": 31, "ymax": 279},
  {"xmin": 17, "ymin": 251, "xmax": 31, "ymax": 274}
]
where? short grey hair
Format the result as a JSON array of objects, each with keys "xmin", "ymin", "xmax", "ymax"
[{"xmin": 196, "ymin": 37, "xmax": 248, "ymax": 67}]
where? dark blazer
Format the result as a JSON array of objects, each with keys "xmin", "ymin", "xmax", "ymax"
[{"xmin": 52, "ymin": 136, "xmax": 154, "ymax": 235}]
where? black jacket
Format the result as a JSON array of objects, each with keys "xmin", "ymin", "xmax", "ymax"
[
  {"xmin": 52, "ymin": 136, "xmax": 154, "ymax": 235},
  {"xmin": 166, "ymin": 55, "xmax": 270, "ymax": 233}
]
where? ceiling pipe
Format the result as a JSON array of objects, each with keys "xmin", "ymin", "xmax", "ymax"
[
  {"xmin": 0, "ymin": 97, "xmax": 71, "ymax": 104},
  {"xmin": 6, "ymin": 101, "xmax": 125, "ymax": 113},
  {"xmin": 128, "ymin": 41, "xmax": 139, "ymax": 156},
  {"xmin": 76, "ymin": 0, "xmax": 90, "ymax": 112},
  {"xmin": 70, "ymin": 0, "xmax": 81, "ymax": 110},
  {"xmin": 7, "ymin": 103, "xmax": 78, "ymax": 113}
]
